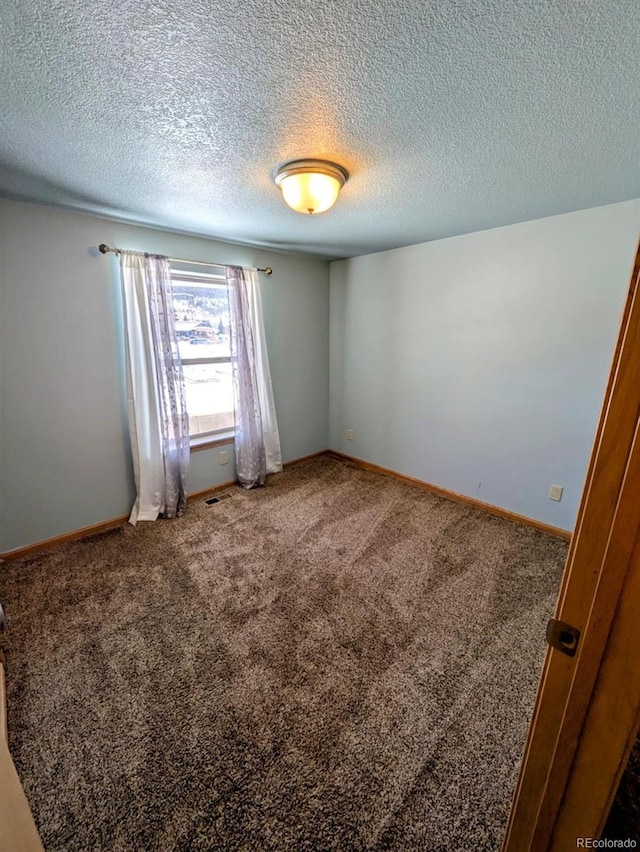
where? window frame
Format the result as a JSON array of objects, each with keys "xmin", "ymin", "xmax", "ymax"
[{"xmin": 169, "ymin": 266, "xmax": 235, "ymax": 447}]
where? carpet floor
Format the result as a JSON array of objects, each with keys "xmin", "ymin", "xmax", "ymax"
[{"xmin": 0, "ymin": 456, "xmax": 567, "ymax": 851}]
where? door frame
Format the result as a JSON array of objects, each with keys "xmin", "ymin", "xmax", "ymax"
[{"xmin": 503, "ymin": 241, "xmax": 640, "ymax": 849}]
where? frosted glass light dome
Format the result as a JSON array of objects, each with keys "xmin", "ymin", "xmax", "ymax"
[{"xmin": 274, "ymin": 159, "xmax": 348, "ymax": 215}]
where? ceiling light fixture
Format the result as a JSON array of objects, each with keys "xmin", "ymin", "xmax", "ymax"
[{"xmin": 274, "ymin": 159, "xmax": 348, "ymax": 215}]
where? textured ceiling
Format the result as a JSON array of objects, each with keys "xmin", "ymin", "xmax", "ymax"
[{"xmin": 0, "ymin": 0, "xmax": 639, "ymax": 259}]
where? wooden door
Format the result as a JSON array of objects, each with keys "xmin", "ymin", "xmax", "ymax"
[{"xmin": 503, "ymin": 241, "xmax": 640, "ymax": 849}]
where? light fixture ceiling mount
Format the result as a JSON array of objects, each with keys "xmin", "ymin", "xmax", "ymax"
[{"xmin": 274, "ymin": 159, "xmax": 348, "ymax": 215}]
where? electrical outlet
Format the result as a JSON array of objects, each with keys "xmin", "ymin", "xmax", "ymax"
[
  {"xmin": 346, "ymin": 429, "xmax": 354, "ymax": 441},
  {"xmin": 548, "ymin": 484, "xmax": 563, "ymax": 502},
  {"xmin": 219, "ymin": 450, "xmax": 229, "ymax": 465}
]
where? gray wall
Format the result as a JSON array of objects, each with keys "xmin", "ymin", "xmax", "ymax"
[
  {"xmin": 0, "ymin": 199, "xmax": 330, "ymax": 552},
  {"xmin": 330, "ymin": 200, "xmax": 640, "ymax": 532},
  {"xmin": 3, "ymin": 196, "xmax": 639, "ymax": 550}
]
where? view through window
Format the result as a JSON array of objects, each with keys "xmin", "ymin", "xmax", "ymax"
[{"xmin": 170, "ymin": 269, "xmax": 234, "ymax": 438}]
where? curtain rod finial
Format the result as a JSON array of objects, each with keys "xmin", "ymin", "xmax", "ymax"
[{"xmin": 98, "ymin": 243, "xmax": 109, "ymax": 254}]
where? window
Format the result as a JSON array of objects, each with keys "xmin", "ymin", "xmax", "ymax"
[{"xmin": 170, "ymin": 266, "xmax": 234, "ymax": 440}]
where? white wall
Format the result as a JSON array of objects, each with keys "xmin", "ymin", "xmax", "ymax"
[
  {"xmin": 0, "ymin": 199, "xmax": 330, "ymax": 552},
  {"xmin": 330, "ymin": 200, "xmax": 640, "ymax": 531}
]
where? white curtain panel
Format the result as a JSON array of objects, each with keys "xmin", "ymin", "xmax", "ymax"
[
  {"xmin": 226, "ymin": 266, "xmax": 283, "ymax": 488},
  {"xmin": 120, "ymin": 251, "xmax": 189, "ymax": 523}
]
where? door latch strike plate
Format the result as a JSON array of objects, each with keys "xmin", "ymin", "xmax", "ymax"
[{"xmin": 546, "ymin": 617, "xmax": 580, "ymax": 657}]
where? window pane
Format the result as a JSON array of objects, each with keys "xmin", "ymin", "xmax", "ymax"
[
  {"xmin": 183, "ymin": 362, "xmax": 234, "ymax": 435},
  {"xmin": 171, "ymin": 278, "xmax": 234, "ymax": 436},
  {"xmin": 171, "ymin": 282, "xmax": 231, "ymax": 361}
]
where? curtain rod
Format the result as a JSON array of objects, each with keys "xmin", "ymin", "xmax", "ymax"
[{"xmin": 98, "ymin": 244, "xmax": 273, "ymax": 275}]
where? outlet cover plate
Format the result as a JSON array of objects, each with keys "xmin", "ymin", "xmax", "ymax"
[{"xmin": 548, "ymin": 484, "xmax": 564, "ymax": 502}]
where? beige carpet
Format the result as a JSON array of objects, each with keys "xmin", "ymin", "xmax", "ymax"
[{"xmin": 0, "ymin": 456, "xmax": 567, "ymax": 850}]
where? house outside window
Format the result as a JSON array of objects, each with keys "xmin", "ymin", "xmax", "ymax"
[{"xmin": 170, "ymin": 266, "xmax": 234, "ymax": 440}]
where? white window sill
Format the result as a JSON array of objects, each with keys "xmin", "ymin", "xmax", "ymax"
[{"xmin": 189, "ymin": 431, "xmax": 235, "ymax": 453}]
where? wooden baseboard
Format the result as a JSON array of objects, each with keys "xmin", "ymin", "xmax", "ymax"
[
  {"xmin": 283, "ymin": 450, "xmax": 327, "ymax": 469},
  {"xmin": 0, "ymin": 515, "xmax": 130, "ymax": 563},
  {"xmin": 0, "ymin": 449, "xmax": 564, "ymax": 562},
  {"xmin": 0, "ymin": 481, "xmax": 241, "ymax": 563},
  {"xmin": 328, "ymin": 450, "xmax": 572, "ymax": 541},
  {"xmin": 187, "ymin": 480, "xmax": 237, "ymax": 501},
  {"xmin": 0, "ymin": 451, "xmax": 330, "ymax": 563}
]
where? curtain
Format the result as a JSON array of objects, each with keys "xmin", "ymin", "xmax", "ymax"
[
  {"xmin": 226, "ymin": 266, "xmax": 282, "ymax": 488},
  {"xmin": 120, "ymin": 251, "xmax": 189, "ymax": 523}
]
